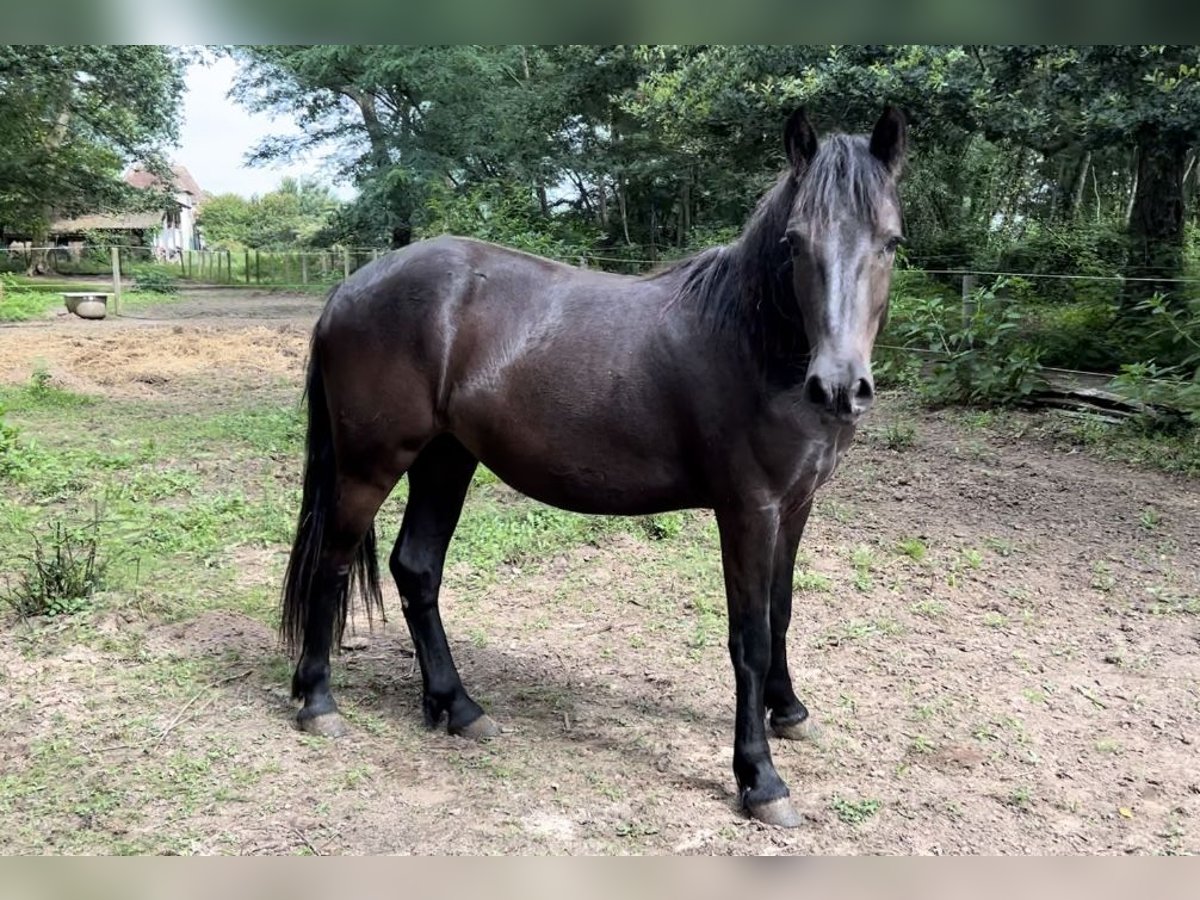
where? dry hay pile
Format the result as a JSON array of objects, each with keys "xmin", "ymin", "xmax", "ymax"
[{"xmin": 0, "ymin": 324, "xmax": 310, "ymax": 397}]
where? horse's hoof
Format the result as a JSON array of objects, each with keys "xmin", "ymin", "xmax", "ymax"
[
  {"xmin": 770, "ymin": 714, "xmax": 823, "ymax": 743},
  {"xmin": 298, "ymin": 711, "xmax": 348, "ymax": 738},
  {"xmin": 452, "ymin": 713, "xmax": 500, "ymax": 741},
  {"xmin": 747, "ymin": 797, "xmax": 803, "ymax": 828}
]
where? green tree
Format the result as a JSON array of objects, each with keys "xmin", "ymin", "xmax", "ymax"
[
  {"xmin": 0, "ymin": 45, "xmax": 186, "ymax": 270},
  {"xmin": 197, "ymin": 178, "xmax": 342, "ymax": 249}
]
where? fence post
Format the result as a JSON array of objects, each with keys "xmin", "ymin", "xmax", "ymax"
[
  {"xmin": 110, "ymin": 246, "xmax": 122, "ymax": 315},
  {"xmin": 244, "ymin": 250, "xmax": 250, "ymax": 285},
  {"xmin": 579, "ymin": 256, "xmax": 587, "ymax": 269},
  {"xmin": 372, "ymin": 249, "xmax": 380, "ymax": 262},
  {"xmin": 255, "ymin": 250, "xmax": 261, "ymax": 283},
  {"xmin": 301, "ymin": 253, "xmax": 309, "ymax": 285},
  {"xmin": 962, "ymin": 273, "xmax": 978, "ymax": 345},
  {"xmin": 343, "ymin": 246, "xmax": 351, "ymax": 281}
]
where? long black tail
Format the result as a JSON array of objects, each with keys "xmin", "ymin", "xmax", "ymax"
[{"xmin": 280, "ymin": 335, "xmax": 382, "ymax": 655}]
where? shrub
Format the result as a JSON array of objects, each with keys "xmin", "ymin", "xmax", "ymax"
[
  {"xmin": 1108, "ymin": 294, "xmax": 1200, "ymax": 431},
  {"xmin": 995, "ymin": 223, "xmax": 1127, "ymax": 306},
  {"xmin": 881, "ymin": 277, "xmax": 1046, "ymax": 407},
  {"xmin": 2, "ymin": 511, "xmax": 107, "ymax": 619},
  {"xmin": 131, "ymin": 264, "xmax": 179, "ymax": 294}
]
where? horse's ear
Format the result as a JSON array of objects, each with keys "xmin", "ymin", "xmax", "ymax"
[
  {"xmin": 870, "ymin": 105, "xmax": 907, "ymax": 176},
  {"xmin": 784, "ymin": 107, "xmax": 818, "ymax": 175}
]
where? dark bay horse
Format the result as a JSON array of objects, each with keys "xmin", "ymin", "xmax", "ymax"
[{"xmin": 282, "ymin": 106, "xmax": 907, "ymax": 827}]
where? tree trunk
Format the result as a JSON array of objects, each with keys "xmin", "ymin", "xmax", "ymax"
[
  {"xmin": 28, "ymin": 100, "xmax": 73, "ymax": 276},
  {"xmin": 26, "ymin": 224, "xmax": 50, "ymax": 276},
  {"xmin": 1124, "ymin": 147, "xmax": 1139, "ymax": 228},
  {"xmin": 1125, "ymin": 130, "xmax": 1187, "ymax": 306},
  {"xmin": 520, "ymin": 46, "xmax": 549, "ymax": 219},
  {"xmin": 678, "ymin": 173, "xmax": 691, "ymax": 249},
  {"xmin": 617, "ymin": 175, "xmax": 631, "ymax": 246},
  {"xmin": 597, "ymin": 175, "xmax": 609, "ymax": 228},
  {"xmin": 1000, "ymin": 147, "xmax": 1029, "ymax": 233},
  {"xmin": 1067, "ymin": 149, "xmax": 1091, "ymax": 221}
]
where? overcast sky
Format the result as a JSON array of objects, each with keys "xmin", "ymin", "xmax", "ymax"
[{"xmin": 175, "ymin": 56, "xmax": 355, "ymax": 200}]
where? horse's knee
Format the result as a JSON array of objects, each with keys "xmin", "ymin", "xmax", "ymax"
[{"xmin": 389, "ymin": 544, "xmax": 440, "ymax": 609}]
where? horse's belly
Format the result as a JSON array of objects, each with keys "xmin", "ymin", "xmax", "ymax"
[{"xmin": 449, "ymin": 394, "xmax": 700, "ymax": 516}]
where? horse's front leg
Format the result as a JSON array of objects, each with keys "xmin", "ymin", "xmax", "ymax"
[
  {"xmin": 765, "ymin": 500, "xmax": 821, "ymax": 741},
  {"xmin": 716, "ymin": 503, "xmax": 801, "ymax": 828}
]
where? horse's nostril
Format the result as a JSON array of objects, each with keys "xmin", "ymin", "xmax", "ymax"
[
  {"xmin": 855, "ymin": 378, "xmax": 875, "ymax": 402},
  {"xmin": 805, "ymin": 375, "xmax": 833, "ymax": 409}
]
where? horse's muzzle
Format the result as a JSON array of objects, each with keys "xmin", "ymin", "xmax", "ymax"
[{"xmin": 803, "ymin": 368, "xmax": 875, "ymax": 424}]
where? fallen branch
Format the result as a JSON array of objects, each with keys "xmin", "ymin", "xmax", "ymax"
[{"xmin": 151, "ymin": 691, "xmax": 215, "ymax": 752}]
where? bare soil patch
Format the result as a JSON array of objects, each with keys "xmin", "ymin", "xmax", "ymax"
[{"xmin": 1, "ymin": 306, "xmax": 1197, "ymax": 855}]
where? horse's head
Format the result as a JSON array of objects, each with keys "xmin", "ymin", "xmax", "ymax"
[{"xmin": 782, "ymin": 105, "xmax": 906, "ymax": 424}]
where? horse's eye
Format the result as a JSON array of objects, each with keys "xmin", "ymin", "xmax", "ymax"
[
  {"xmin": 783, "ymin": 230, "xmax": 805, "ymax": 250},
  {"xmin": 884, "ymin": 236, "xmax": 904, "ymax": 254}
]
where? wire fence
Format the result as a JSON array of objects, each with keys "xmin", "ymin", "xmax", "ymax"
[{"xmin": 7, "ymin": 241, "xmax": 1200, "ymax": 308}]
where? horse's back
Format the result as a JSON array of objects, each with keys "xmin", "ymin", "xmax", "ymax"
[{"xmin": 313, "ymin": 235, "xmax": 709, "ymax": 514}]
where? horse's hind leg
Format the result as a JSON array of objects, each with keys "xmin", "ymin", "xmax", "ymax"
[
  {"xmin": 292, "ymin": 474, "xmax": 395, "ymax": 737},
  {"xmin": 390, "ymin": 434, "xmax": 497, "ymax": 740}
]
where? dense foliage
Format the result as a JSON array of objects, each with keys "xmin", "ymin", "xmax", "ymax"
[
  {"xmin": 228, "ymin": 47, "xmax": 1200, "ymax": 285},
  {"xmin": 197, "ymin": 178, "xmax": 342, "ymax": 250}
]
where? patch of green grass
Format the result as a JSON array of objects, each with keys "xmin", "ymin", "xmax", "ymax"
[
  {"xmin": 871, "ymin": 421, "xmax": 918, "ymax": 450},
  {"xmin": 1007, "ymin": 785, "xmax": 1033, "ymax": 811},
  {"xmin": 0, "ymin": 288, "xmax": 59, "ymax": 322},
  {"xmin": 815, "ymin": 617, "xmax": 903, "ymax": 649},
  {"xmin": 896, "ymin": 537, "xmax": 927, "ymax": 562},
  {"xmin": 452, "ymin": 501, "xmax": 631, "ymax": 576},
  {"xmin": 639, "ymin": 512, "xmax": 684, "ymax": 541},
  {"xmin": 830, "ymin": 795, "xmax": 881, "ymax": 825},
  {"xmin": 818, "ymin": 499, "xmax": 853, "ymax": 524},
  {"xmin": 1022, "ymin": 687, "xmax": 1048, "ymax": 705},
  {"xmin": 339, "ymin": 765, "xmax": 373, "ymax": 791},
  {"xmin": 685, "ymin": 592, "xmax": 725, "ymax": 655},
  {"xmin": 960, "ymin": 548, "xmax": 983, "ymax": 570},
  {"xmin": 907, "ymin": 733, "xmax": 935, "ymax": 755},
  {"xmin": 959, "ymin": 410, "xmax": 997, "ymax": 430},
  {"xmin": 614, "ymin": 821, "xmax": 659, "ymax": 838},
  {"xmin": 793, "ymin": 569, "xmax": 832, "ymax": 592},
  {"xmin": 0, "ymin": 372, "xmax": 96, "ymax": 414},
  {"xmin": 910, "ymin": 598, "xmax": 946, "ymax": 619},
  {"xmin": 1139, "ymin": 506, "xmax": 1163, "ymax": 531},
  {"xmin": 1145, "ymin": 588, "xmax": 1200, "ymax": 616},
  {"xmin": 984, "ymin": 536, "xmax": 1016, "ymax": 557},
  {"xmin": 849, "ymin": 544, "xmax": 878, "ymax": 592}
]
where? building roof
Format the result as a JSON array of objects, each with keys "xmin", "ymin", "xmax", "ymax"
[
  {"xmin": 124, "ymin": 164, "xmax": 203, "ymax": 198},
  {"xmin": 49, "ymin": 212, "xmax": 164, "ymax": 233},
  {"xmin": 49, "ymin": 163, "xmax": 204, "ymax": 234}
]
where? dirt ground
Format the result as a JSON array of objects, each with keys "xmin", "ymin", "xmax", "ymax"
[{"xmin": 1, "ymin": 292, "xmax": 1197, "ymax": 855}]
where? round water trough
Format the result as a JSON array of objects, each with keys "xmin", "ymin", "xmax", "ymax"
[{"xmin": 62, "ymin": 292, "xmax": 110, "ymax": 320}]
